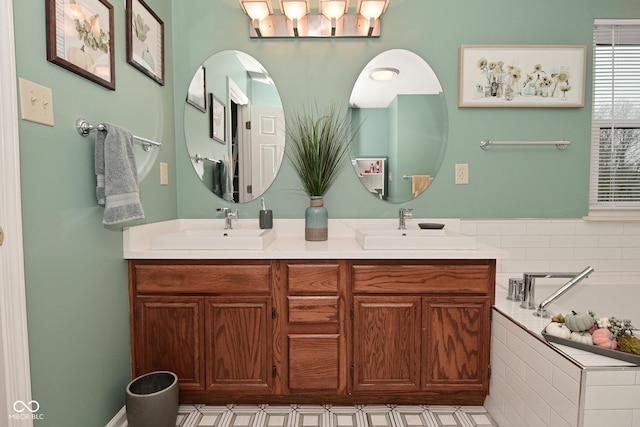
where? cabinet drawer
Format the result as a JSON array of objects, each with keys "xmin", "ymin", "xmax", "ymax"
[
  {"xmin": 288, "ymin": 296, "xmax": 339, "ymax": 324},
  {"xmin": 287, "ymin": 263, "xmax": 340, "ymax": 293},
  {"xmin": 133, "ymin": 262, "xmax": 272, "ymax": 294},
  {"xmin": 352, "ymin": 263, "xmax": 492, "ymax": 294}
]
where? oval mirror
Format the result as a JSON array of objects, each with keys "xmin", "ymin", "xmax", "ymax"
[
  {"xmin": 349, "ymin": 49, "xmax": 447, "ymax": 203},
  {"xmin": 184, "ymin": 50, "xmax": 285, "ymax": 203}
]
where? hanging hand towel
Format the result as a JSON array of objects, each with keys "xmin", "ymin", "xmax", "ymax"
[
  {"xmin": 95, "ymin": 123, "xmax": 145, "ymax": 225},
  {"xmin": 411, "ymin": 175, "xmax": 433, "ymax": 197}
]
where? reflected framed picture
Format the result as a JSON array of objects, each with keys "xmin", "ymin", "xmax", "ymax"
[
  {"xmin": 459, "ymin": 45, "xmax": 586, "ymax": 108},
  {"xmin": 209, "ymin": 93, "xmax": 226, "ymax": 144},
  {"xmin": 45, "ymin": 0, "xmax": 115, "ymax": 90},
  {"xmin": 186, "ymin": 65, "xmax": 206, "ymax": 112},
  {"xmin": 126, "ymin": 0, "xmax": 164, "ymax": 85}
]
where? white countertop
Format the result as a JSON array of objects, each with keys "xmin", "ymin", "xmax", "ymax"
[
  {"xmin": 123, "ymin": 218, "xmax": 508, "ymax": 260},
  {"xmin": 493, "ymin": 277, "xmax": 637, "ymax": 368}
]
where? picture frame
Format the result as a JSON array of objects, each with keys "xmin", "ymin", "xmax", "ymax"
[
  {"xmin": 45, "ymin": 0, "xmax": 115, "ymax": 90},
  {"xmin": 209, "ymin": 93, "xmax": 226, "ymax": 144},
  {"xmin": 126, "ymin": 0, "xmax": 164, "ymax": 85},
  {"xmin": 459, "ymin": 45, "xmax": 586, "ymax": 108},
  {"xmin": 186, "ymin": 65, "xmax": 206, "ymax": 112}
]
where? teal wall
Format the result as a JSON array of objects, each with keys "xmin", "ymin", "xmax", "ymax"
[
  {"xmin": 13, "ymin": 0, "xmax": 176, "ymax": 425},
  {"xmin": 173, "ymin": 0, "xmax": 640, "ymax": 220},
  {"xmin": 10, "ymin": 0, "xmax": 640, "ymax": 426}
]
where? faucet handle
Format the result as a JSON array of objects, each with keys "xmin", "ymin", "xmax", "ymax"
[{"xmin": 401, "ymin": 208, "xmax": 413, "ymax": 218}]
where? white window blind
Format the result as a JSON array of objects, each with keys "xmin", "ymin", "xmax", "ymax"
[{"xmin": 589, "ymin": 20, "xmax": 640, "ymax": 215}]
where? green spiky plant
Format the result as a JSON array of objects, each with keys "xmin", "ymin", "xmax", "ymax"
[{"xmin": 286, "ymin": 103, "xmax": 357, "ymax": 197}]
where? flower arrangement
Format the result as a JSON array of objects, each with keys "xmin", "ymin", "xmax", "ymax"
[{"xmin": 546, "ymin": 310, "xmax": 639, "ymax": 356}]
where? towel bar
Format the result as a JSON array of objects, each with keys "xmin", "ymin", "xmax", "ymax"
[
  {"xmin": 480, "ymin": 139, "xmax": 570, "ymax": 151},
  {"xmin": 194, "ymin": 154, "xmax": 221, "ymax": 164},
  {"xmin": 76, "ymin": 118, "xmax": 162, "ymax": 152}
]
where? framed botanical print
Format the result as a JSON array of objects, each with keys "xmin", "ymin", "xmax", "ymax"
[
  {"xmin": 186, "ymin": 65, "xmax": 206, "ymax": 112},
  {"xmin": 46, "ymin": 0, "xmax": 115, "ymax": 90},
  {"xmin": 209, "ymin": 93, "xmax": 226, "ymax": 144},
  {"xmin": 126, "ymin": 0, "xmax": 165, "ymax": 85},
  {"xmin": 459, "ymin": 45, "xmax": 586, "ymax": 108}
]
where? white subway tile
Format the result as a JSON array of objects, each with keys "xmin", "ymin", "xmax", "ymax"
[
  {"xmin": 502, "ymin": 235, "xmax": 550, "ymax": 248},
  {"xmin": 527, "ymin": 222, "xmax": 576, "ymax": 236},
  {"xmin": 633, "ymin": 409, "xmax": 640, "ymax": 427},
  {"xmin": 574, "ymin": 247, "xmax": 622, "ymax": 260},
  {"xmin": 549, "ymin": 259, "xmax": 600, "ymax": 272},
  {"xmin": 600, "ymin": 235, "xmax": 640, "ymax": 248},
  {"xmin": 583, "ymin": 409, "xmax": 633, "ymax": 427},
  {"xmin": 500, "ymin": 260, "xmax": 551, "ymax": 274},
  {"xmin": 523, "ymin": 405, "xmax": 550, "ymax": 427},
  {"xmin": 476, "ymin": 235, "xmax": 502, "ymax": 248},
  {"xmin": 622, "ymin": 248, "xmax": 640, "ymax": 260},
  {"xmin": 623, "ymin": 223, "xmax": 640, "ymax": 235},
  {"xmin": 552, "ymin": 366, "xmax": 581, "ymax": 405},
  {"xmin": 586, "ymin": 369, "xmax": 638, "ymax": 386},
  {"xmin": 548, "ymin": 408, "xmax": 574, "ymax": 427},
  {"xmin": 551, "ymin": 235, "xmax": 599, "ymax": 248},
  {"xmin": 575, "ymin": 222, "xmax": 625, "ymax": 235},
  {"xmin": 598, "ymin": 259, "xmax": 640, "ymax": 273},
  {"xmin": 584, "ymin": 385, "xmax": 640, "ymax": 409},
  {"xmin": 525, "ymin": 247, "xmax": 574, "ymax": 260}
]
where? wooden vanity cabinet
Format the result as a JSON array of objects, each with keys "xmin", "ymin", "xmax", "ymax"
[
  {"xmin": 129, "ymin": 258, "xmax": 495, "ymax": 405},
  {"xmin": 350, "ymin": 260, "xmax": 495, "ymax": 404},
  {"xmin": 129, "ymin": 260, "xmax": 274, "ymax": 401}
]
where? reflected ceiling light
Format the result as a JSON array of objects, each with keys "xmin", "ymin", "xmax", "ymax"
[
  {"xmin": 279, "ymin": 0, "xmax": 309, "ymax": 36},
  {"xmin": 369, "ymin": 67, "xmax": 399, "ymax": 81},
  {"xmin": 320, "ymin": 0, "xmax": 348, "ymax": 35},
  {"xmin": 357, "ymin": 0, "xmax": 389, "ymax": 36},
  {"xmin": 240, "ymin": 0, "xmax": 390, "ymax": 38},
  {"xmin": 239, "ymin": 0, "xmax": 274, "ymax": 37}
]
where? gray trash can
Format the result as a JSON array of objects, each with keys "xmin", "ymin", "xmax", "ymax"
[{"xmin": 126, "ymin": 371, "xmax": 178, "ymax": 427}]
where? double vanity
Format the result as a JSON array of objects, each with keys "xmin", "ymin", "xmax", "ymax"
[{"xmin": 124, "ymin": 218, "xmax": 504, "ymax": 405}]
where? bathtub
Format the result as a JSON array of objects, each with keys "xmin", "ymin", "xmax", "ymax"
[{"xmin": 486, "ymin": 277, "xmax": 640, "ymax": 427}]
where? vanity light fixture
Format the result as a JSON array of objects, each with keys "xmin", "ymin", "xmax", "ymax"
[
  {"xmin": 280, "ymin": 0, "xmax": 310, "ymax": 37},
  {"xmin": 240, "ymin": 0, "xmax": 390, "ymax": 38},
  {"xmin": 369, "ymin": 67, "xmax": 399, "ymax": 81},
  {"xmin": 320, "ymin": 0, "xmax": 348, "ymax": 36},
  {"xmin": 239, "ymin": 0, "xmax": 274, "ymax": 37},
  {"xmin": 357, "ymin": 0, "xmax": 389, "ymax": 36}
]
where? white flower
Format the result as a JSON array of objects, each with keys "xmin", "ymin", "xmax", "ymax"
[{"xmin": 597, "ymin": 317, "xmax": 611, "ymax": 328}]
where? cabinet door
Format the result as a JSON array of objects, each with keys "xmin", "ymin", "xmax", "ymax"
[
  {"xmin": 422, "ymin": 297, "xmax": 490, "ymax": 392},
  {"xmin": 352, "ymin": 295, "xmax": 421, "ymax": 393},
  {"xmin": 134, "ymin": 297, "xmax": 205, "ymax": 390},
  {"xmin": 205, "ymin": 296, "xmax": 272, "ymax": 392}
]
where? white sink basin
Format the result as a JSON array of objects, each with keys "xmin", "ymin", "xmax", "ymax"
[
  {"xmin": 356, "ymin": 228, "xmax": 477, "ymax": 250},
  {"xmin": 150, "ymin": 228, "xmax": 276, "ymax": 250}
]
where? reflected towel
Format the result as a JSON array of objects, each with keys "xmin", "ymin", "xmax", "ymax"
[
  {"xmin": 411, "ymin": 175, "xmax": 433, "ymax": 197},
  {"xmin": 95, "ymin": 123, "xmax": 145, "ymax": 225},
  {"xmin": 212, "ymin": 161, "xmax": 224, "ymax": 198}
]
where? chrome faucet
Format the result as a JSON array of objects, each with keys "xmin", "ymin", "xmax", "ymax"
[
  {"xmin": 533, "ymin": 266, "xmax": 594, "ymax": 317},
  {"xmin": 217, "ymin": 207, "xmax": 238, "ymax": 229},
  {"xmin": 398, "ymin": 208, "xmax": 413, "ymax": 229},
  {"xmin": 518, "ymin": 266, "xmax": 594, "ymax": 315}
]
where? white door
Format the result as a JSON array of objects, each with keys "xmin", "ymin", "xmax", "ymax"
[
  {"xmin": 248, "ymin": 105, "xmax": 285, "ymax": 198},
  {"xmin": 0, "ymin": 0, "xmax": 33, "ymax": 425}
]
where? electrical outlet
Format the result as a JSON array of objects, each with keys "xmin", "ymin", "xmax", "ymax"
[
  {"xmin": 160, "ymin": 162, "xmax": 169, "ymax": 185},
  {"xmin": 455, "ymin": 163, "xmax": 469, "ymax": 185},
  {"xmin": 19, "ymin": 78, "xmax": 54, "ymax": 126}
]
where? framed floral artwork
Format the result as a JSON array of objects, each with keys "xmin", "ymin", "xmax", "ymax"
[
  {"xmin": 209, "ymin": 93, "xmax": 226, "ymax": 144},
  {"xmin": 46, "ymin": 0, "xmax": 115, "ymax": 90},
  {"xmin": 126, "ymin": 0, "xmax": 164, "ymax": 85},
  {"xmin": 459, "ymin": 45, "xmax": 586, "ymax": 108},
  {"xmin": 186, "ymin": 65, "xmax": 206, "ymax": 112}
]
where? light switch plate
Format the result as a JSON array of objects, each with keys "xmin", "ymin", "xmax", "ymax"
[{"xmin": 19, "ymin": 78, "xmax": 54, "ymax": 126}]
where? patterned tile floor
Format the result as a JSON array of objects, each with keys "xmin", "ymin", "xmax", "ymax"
[{"xmin": 171, "ymin": 404, "xmax": 498, "ymax": 427}]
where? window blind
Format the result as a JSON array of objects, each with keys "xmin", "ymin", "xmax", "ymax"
[{"xmin": 589, "ymin": 20, "xmax": 640, "ymax": 213}]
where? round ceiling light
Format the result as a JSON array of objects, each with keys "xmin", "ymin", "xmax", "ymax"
[{"xmin": 369, "ymin": 67, "xmax": 399, "ymax": 81}]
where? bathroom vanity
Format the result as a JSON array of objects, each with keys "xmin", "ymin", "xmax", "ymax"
[{"xmin": 124, "ymin": 219, "xmax": 503, "ymax": 405}]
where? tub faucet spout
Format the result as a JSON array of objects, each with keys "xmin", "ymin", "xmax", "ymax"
[
  {"xmin": 520, "ymin": 267, "xmax": 594, "ymax": 311},
  {"xmin": 533, "ymin": 266, "xmax": 594, "ymax": 318}
]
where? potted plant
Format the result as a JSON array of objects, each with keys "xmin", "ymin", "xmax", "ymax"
[{"xmin": 286, "ymin": 103, "xmax": 356, "ymax": 241}]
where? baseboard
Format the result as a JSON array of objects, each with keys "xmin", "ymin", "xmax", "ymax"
[{"xmin": 105, "ymin": 406, "xmax": 126, "ymax": 427}]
